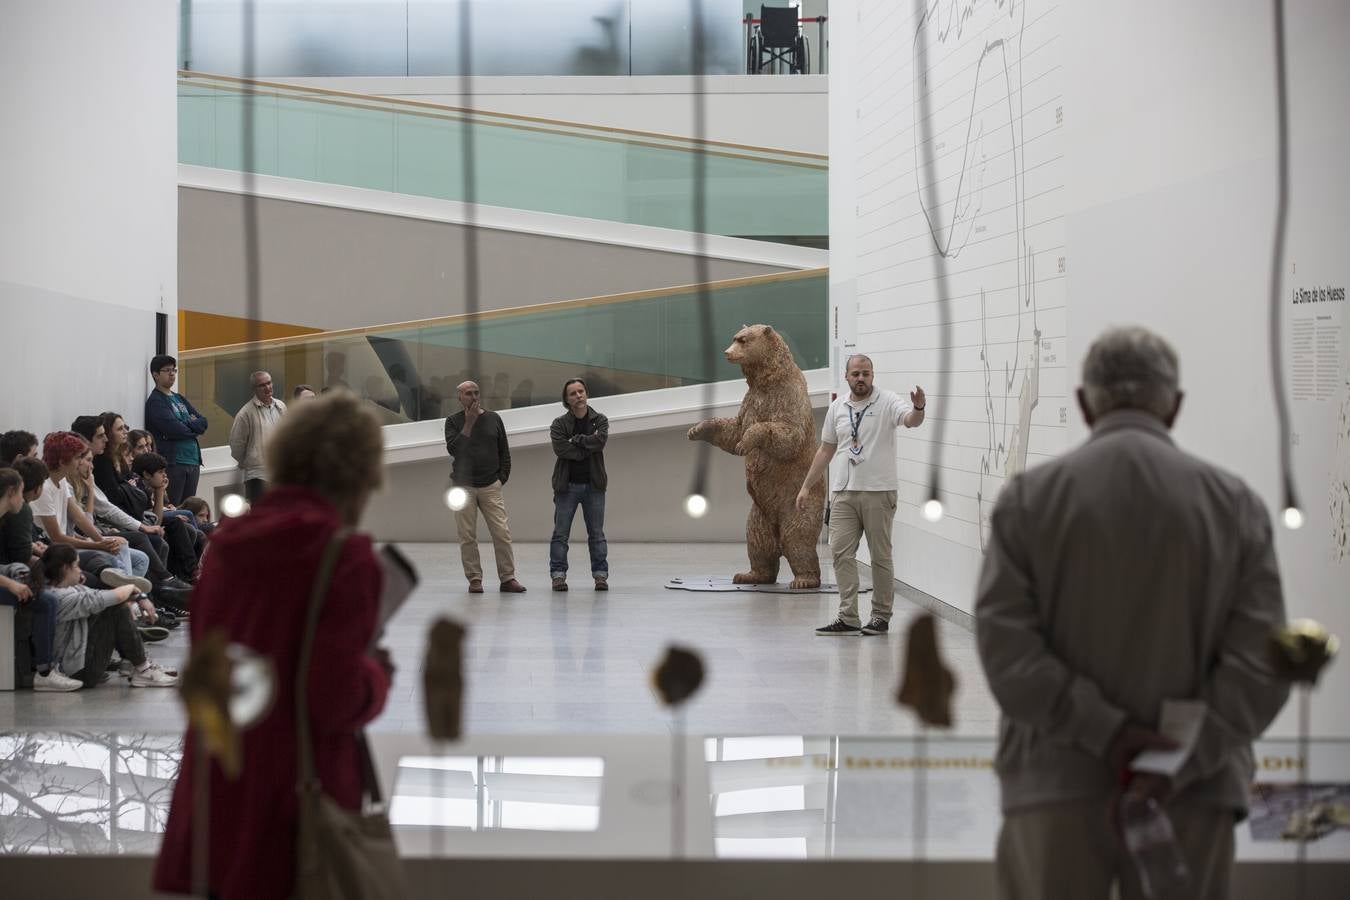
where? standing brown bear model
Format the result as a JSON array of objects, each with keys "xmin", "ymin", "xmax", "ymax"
[{"xmin": 688, "ymin": 324, "xmax": 824, "ymax": 589}]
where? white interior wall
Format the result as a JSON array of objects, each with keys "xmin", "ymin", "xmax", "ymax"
[
  {"xmin": 274, "ymin": 75, "xmax": 829, "ymax": 155},
  {"xmin": 0, "ymin": 0, "xmax": 177, "ymax": 436},
  {"xmin": 178, "ymin": 182, "xmax": 799, "ymax": 331},
  {"xmin": 831, "ymin": 0, "xmax": 1350, "ymax": 735}
]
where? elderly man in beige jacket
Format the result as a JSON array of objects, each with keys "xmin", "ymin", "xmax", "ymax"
[
  {"xmin": 229, "ymin": 370, "xmax": 287, "ymax": 503},
  {"xmin": 976, "ymin": 327, "xmax": 1290, "ymax": 900}
]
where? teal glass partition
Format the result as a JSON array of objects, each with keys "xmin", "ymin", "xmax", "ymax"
[
  {"xmin": 178, "ymin": 72, "xmax": 827, "ymax": 243},
  {"xmin": 180, "ymin": 268, "xmax": 827, "ymax": 448}
]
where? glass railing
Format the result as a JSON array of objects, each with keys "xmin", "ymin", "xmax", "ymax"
[
  {"xmin": 177, "ymin": 71, "xmax": 827, "ymax": 244},
  {"xmin": 179, "ymin": 267, "xmax": 827, "ymax": 448}
]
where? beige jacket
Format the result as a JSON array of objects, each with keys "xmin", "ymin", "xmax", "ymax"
[
  {"xmin": 228, "ymin": 397, "xmax": 287, "ymax": 481},
  {"xmin": 976, "ymin": 411, "xmax": 1289, "ymax": 816}
]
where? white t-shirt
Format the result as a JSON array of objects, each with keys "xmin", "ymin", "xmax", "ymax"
[
  {"xmin": 821, "ymin": 388, "xmax": 912, "ymax": 492},
  {"xmin": 30, "ymin": 478, "xmax": 74, "ymax": 536}
]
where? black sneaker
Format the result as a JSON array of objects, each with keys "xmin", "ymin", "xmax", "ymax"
[
  {"xmin": 138, "ymin": 625, "xmax": 171, "ymax": 643},
  {"xmin": 815, "ymin": 619, "xmax": 862, "ymax": 636},
  {"xmin": 861, "ymin": 617, "xmax": 890, "ymax": 636}
]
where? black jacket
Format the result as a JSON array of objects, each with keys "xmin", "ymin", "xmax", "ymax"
[
  {"xmin": 444, "ymin": 409, "xmax": 512, "ymax": 488},
  {"xmin": 550, "ymin": 408, "xmax": 608, "ymax": 493},
  {"xmin": 0, "ymin": 502, "xmax": 34, "ymax": 565}
]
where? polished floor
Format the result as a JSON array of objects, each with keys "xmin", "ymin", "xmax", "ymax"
[{"xmin": 0, "ymin": 543, "xmax": 1001, "ymax": 737}]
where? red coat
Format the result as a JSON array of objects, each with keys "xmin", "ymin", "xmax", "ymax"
[{"xmin": 154, "ymin": 487, "xmax": 391, "ymax": 899}]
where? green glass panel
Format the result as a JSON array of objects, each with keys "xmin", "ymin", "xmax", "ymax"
[
  {"xmin": 180, "ymin": 271, "xmax": 826, "ymax": 449},
  {"xmin": 178, "ymin": 76, "xmax": 826, "ymax": 241}
]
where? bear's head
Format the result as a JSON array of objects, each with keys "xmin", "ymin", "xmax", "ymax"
[{"xmin": 724, "ymin": 324, "xmax": 796, "ymax": 378}]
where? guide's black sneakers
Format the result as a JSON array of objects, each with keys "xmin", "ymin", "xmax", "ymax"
[
  {"xmin": 815, "ymin": 619, "xmax": 862, "ymax": 636},
  {"xmin": 860, "ymin": 617, "xmax": 890, "ymax": 636}
]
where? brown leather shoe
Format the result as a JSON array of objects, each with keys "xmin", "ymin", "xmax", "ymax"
[
  {"xmin": 500, "ymin": 579, "xmax": 527, "ymax": 593},
  {"xmin": 594, "ymin": 577, "xmax": 608, "ymax": 591},
  {"xmin": 552, "ymin": 577, "xmax": 568, "ymax": 591},
  {"xmin": 468, "ymin": 579, "xmax": 483, "ymax": 593}
]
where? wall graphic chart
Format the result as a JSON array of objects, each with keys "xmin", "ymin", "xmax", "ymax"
[{"xmin": 852, "ymin": 0, "xmax": 1066, "ymax": 551}]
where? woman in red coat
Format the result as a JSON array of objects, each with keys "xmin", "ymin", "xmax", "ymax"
[{"xmin": 155, "ymin": 391, "xmax": 393, "ymax": 899}]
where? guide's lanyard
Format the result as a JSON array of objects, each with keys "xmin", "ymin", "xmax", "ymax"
[{"xmin": 848, "ymin": 401, "xmax": 875, "ymax": 457}]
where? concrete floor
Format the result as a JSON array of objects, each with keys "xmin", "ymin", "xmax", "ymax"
[{"xmin": 0, "ymin": 543, "xmax": 1000, "ymax": 738}]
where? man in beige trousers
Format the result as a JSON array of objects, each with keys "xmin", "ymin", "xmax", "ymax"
[
  {"xmin": 796, "ymin": 354, "xmax": 926, "ymax": 636},
  {"xmin": 976, "ymin": 327, "xmax": 1289, "ymax": 899},
  {"xmin": 444, "ymin": 380, "xmax": 526, "ymax": 593},
  {"xmin": 228, "ymin": 370, "xmax": 286, "ymax": 503}
]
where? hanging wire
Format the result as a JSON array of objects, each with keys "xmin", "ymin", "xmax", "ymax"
[
  {"xmin": 457, "ymin": 0, "xmax": 482, "ymax": 384},
  {"xmin": 218, "ymin": 0, "xmax": 263, "ymax": 520},
  {"xmin": 1267, "ymin": 0, "xmax": 1303, "ymax": 530},
  {"xmin": 904, "ymin": 2, "xmax": 957, "ymax": 893},
  {"xmin": 686, "ymin": 0, "xmax": 715, "ymax": 514},
  {"xmin": 910, "ymin": 1, "xmax": 952, "ymax": 520},
  {"xmin": 241, "ymin": 1, "xmax": 261, "ymax": 376}
]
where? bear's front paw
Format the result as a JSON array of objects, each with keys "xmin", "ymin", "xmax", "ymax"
[
  {"xmin": 687, "ymin": 423, "xmax": 704, "ymax": 441},
  {"xmin": 733, "ymin": 571, "xmax": 778, "ymax": 585},
  {"xmin": 789, "ymin": 576, "xmax": 822, "ymax": 590}
]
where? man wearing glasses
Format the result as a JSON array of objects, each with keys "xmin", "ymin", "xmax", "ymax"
[
  {"xmin": 229, "ymin": 370, "xmax": 287, "ymax": 503},
  {"xmin": 145, "ymin": 355, "xmax": 210, "ymax": 505},
  {"xmin": 796, "ymin": 354, "xmax": 926, "ymax": 636}
]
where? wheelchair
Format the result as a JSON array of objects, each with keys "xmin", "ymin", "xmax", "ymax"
[{"xmin": 748, "ymin": 5, "xmax": 810, "ymax": 75}]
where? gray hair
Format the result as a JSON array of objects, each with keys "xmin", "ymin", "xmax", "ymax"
[
  {"xmin": 250, "ymin": 370, "xmax": 271, "ymax": 386},
  {"xmin": 1081, "ymin": 327, "xmax": 1180, "ymax": 420}
]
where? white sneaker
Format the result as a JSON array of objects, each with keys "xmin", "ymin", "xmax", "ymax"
[
  {"xmin": 129, "ymin": 665, "xmax": 179, "ymax": 688},
  {"xmin": 121, "ymin": 659, "xmax": 178, "ymax": 678},
  {"xmin": 101, "ymin": 569, "xmax": 153, "ymax": 594},
  {"xmin": 33, "ymin": 670, "xmax": 83, "ymax": 692}
]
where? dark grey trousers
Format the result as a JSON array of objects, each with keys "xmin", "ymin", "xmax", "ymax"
[{"xmin": 72, "ymin": 605, "xmax": 147, "ymax": 688}]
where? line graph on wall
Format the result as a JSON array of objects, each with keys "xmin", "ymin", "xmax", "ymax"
[{"xmin": 853, "ymin": 0, "xmax": 1066, "ymax": 552}]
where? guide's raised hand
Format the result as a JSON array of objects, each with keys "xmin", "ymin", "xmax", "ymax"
[{"xmin": 910, "ymin": 385, "xmax": 926, "ymax": 409}]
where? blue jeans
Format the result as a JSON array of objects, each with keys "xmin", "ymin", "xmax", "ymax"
[
  {"xmin": 119, "ymin": 545, "xmax": 150, "ymax": 577},
  {"xmin": 2, "ymin": 587, "xmax": 58, "ymax": 669},
  {"xmin": 2, "ymin": 563, "xmax": 57, "ymax": 670},
  {"xmin": 549, "ymin": 483, "xmax": 607, "ymax": 579}
]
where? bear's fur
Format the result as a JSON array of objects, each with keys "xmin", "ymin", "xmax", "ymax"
[{"xmin": 688, "ymin": 324, "xmax": 824, "ymax": 589}]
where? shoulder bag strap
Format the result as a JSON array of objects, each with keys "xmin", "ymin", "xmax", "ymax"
[{"xmin": 294, "ymin": 526, "xmax": 354, "ymax": 798}]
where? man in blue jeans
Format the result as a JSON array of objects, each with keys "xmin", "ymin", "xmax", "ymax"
[
  {"xmin": 549, "ymin": 379, "xmax": 609, "ymax": 591},
  {"xmin": 144, "ymin": 355, "xmax": 209, "ymax": 505}
]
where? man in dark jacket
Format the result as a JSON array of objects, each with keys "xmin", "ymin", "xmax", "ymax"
[
  {"xmin": 548, "ymin": 378, "xmax": 609, "ymax": 591},
  {"xmin": 144, "ymin": 355, "xmax": 209, "ymax": 505},
  {"xmin": 444, "ymin": 380, "xmax": 526, "ymax": 594}
]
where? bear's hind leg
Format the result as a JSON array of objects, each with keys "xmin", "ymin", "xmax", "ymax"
[
  {"xmin": 733, "ymin": 503, "xmax": 782, "ymax": 585},
  {"xmin": 782, "ymin": 502, "xmax": 823, "ymax": 590}
]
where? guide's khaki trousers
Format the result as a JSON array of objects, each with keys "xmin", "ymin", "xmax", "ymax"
[
  {"xmin": 829, "ymin": 489, "xmax": 897, "ymax": 625},
  {"xmin": 455, "ymin": 480, "xmax": 516, "ymax": 583},
  {"xmin": 996, "ymin": 800, "xmax": 1234, "ymax": 900}
]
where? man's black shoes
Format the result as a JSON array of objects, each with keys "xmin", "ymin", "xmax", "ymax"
[
  {"xmin": 860, "ymin": 617, "xmax": 890, "ymax": 636},
  {"xmin": 815, "ymin": 619, "xmax": 862, "ymax": 636}
]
